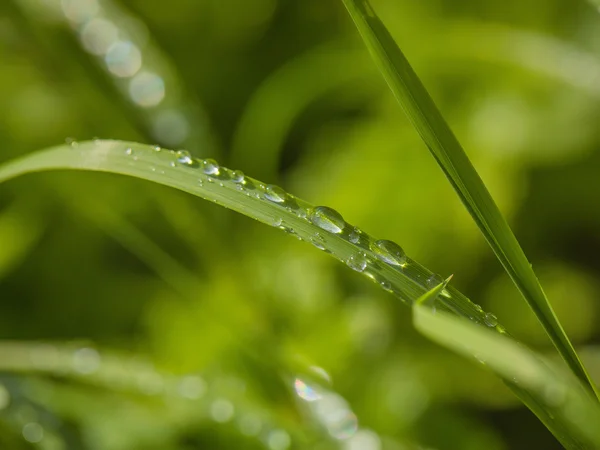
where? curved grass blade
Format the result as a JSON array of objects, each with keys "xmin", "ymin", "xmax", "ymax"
[
  {"xmin": 0, "ymin": 140, "xmax": 595, "ymax": 446},
  {"xmin": 414, "ymin": 297, "xmax": 600, "ymax": 449},
  {"xmin": 339, "ymin": 0, "xmax": 598, "ymax": 398},
  {"xmin": 0, "ymin": 140, "xmax": 499, "ymax": 326}
]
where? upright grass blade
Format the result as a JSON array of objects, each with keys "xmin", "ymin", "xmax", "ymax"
[
  {"xmin": 339, "ymin": 0, "xmax": 598, "ymax": 398},
  {"xmin": 414, "ymin": 293, "xmax": 600, "ymax": 449}
]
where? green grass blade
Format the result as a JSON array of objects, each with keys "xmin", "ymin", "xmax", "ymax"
[
  {"xmin": 414, "ymin": 300, "xmax": 600, "ymax": 449},
  {"xmin": 0, "ymin": 140, "xmax": 479, "ymax": 321},
  {"xmin": 339, "ymin": 0, "xmax": 598, "ymax": 398}
]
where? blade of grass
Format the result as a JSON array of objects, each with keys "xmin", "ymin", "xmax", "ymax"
[
  {"xmin": 0, "ymin": 140, "xmax": 490, "ymax": 322},
  {"xmin": 414, "ymin": 292, "xmax": 600, "ymax": 449},
  {"xmin": 339, "ymin": 0, "xmax": 598, "ymax": 398},
  {"xmin": 0, "ymin": 140, "xmax": 595, "ymax": 446}
]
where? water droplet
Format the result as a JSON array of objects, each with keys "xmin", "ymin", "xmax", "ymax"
[
  {"xmin": 310, "ymin": 206, "xmax": 345, "ymax": 234},
  {"xmin": 176, "ymin": 150, "xmax": 193, "ymax": 165},
  {"xmin": 202, "ymin": 158, "xmax": 220, "ymax": 175},
  {"xmin": 426, "ymin": 273, "xmax": 443, "ymax": 289},
  {"xmin": 267, "ymin": 429, "xmax": 291, "ymax": 450},
  {"xmin": 474, "ymin": 304, "xmax": 483, "ymax": 312},
  {"xmin": 264, "ymin": 185, "xmax": 288, "ymax": 203},
  {"xmin": 348, "ymin": 227, "xmax": 362, "ymax": 244},
  {"xmin": 210, "ymin": 398, "xmax": 235, "ymax": 423},
  {"xmin": 219, "ymin": 182, "xmax": 224, "ymax": 187},
  {"xmin": 125, "ymin": 147, "xmax": 133, "ymax": 156},
  {"xmin": 380, "ymin": 280, "xmax": 392, "ymax": 291},
  {"xmin": 72, "ymin": 347, "xmax": 101, "ymax": 374},
  {"xmin": 239, "ymin": 414, "xmax": 262, "ymax": 436},
  {"xmin": 294, "ymin": 378, "xmax": 322, "ymax": 401},
  {"xmin": 153, "ymin": 145, "xmax": 161, "ymax": 152},
  {"xmin": 272, "ymin": 218, "xmax": 283, "ymax": 227},
  {"xmin": 346, "ymin": 253, "xmax": 368, "ymax": 272},
  {"xmin": 170, "ymin": 161, "xmax": 176, "ymax": 167},
  {"xmin": 232, "ymin": 170, "xmax": 245, "ymax": 183},
  {"xmin": 484, "ymin": 313, "xmax": 498, "ymax": 327},
  {"xmin": 178, "ymin": 375, "xmax": 207, "ymax": 400},
  {"xmin": 371, "ymin": 240, "xmax": 407, "ymax": 266},
  {"xmin": 236, "ymin": 184, "xmax": 244, "ymax": 191},
  {"xmin": 311, "ymin": 239, "xmax": 326, "ymax": 251},
  {"xmin": 22, "ymin": 422, "xmax": 43, "ymax": 443}
]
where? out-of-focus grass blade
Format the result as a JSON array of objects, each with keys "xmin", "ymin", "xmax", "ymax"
[
  {"xmin": 415, "ymin": 281, "xmax": 600, "ymax": 448},
  {"xmin": 414, "ymin": 298, "xmax": 600, "ymax": 449},
  {"xmin": 340, "ymin": 0, "xmax": 598, "ymax": 398}
]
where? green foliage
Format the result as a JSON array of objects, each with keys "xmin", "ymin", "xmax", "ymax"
[{"xmin": 1, "ymin": 0, "xmax": 600, "ymax": 449}]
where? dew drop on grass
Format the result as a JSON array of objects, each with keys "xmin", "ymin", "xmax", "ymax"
[
  {"xmin": 202, "ymin": 158, "xmax": 220, "ymax": 175},
  {"xmin": 125, "ymin": 147, "xmax": 133, "ymax": 156},
  {"xmin": 176, "ymin": 150, "xmax": 193, "ymax": 165},
  {"xmin": 426, "ymin": 273, "xmax": 443, "ymax": 289},
  {"xmin": 264, "ymin": 185, "xmax": 288, "ymax": 203},
  {"xmin": 231, "ymin": 170, "xmax": 245, "ymax": 183},
  {"xmin": 348, "ymin": 227, "xmax": 362, "ymax": 244},
  {"xmin": 371, "ymin": 239, "xmax": 407, "ymax": 266},
  {"xmin": 346, "ymin": 253, "xmax": 368, "ymax": 272},
  {"xmin": 311, "ymin": 239, "xmax": 326, "ymax": 251},
  {"xmin": 380, "ymin": 280, "xmax": 392, "ymax": 291},
  {"xmin": 484, "ymin": 313, "xmax": 498, "ymax": 327},
  {"xmin": 310, "ymin": 206, "xmax": 345, "ymax": 234}
]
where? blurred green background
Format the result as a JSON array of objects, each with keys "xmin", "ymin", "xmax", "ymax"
[{"xmin": 1, "ymin": 0, "xmax": 600, "ymax": 448}]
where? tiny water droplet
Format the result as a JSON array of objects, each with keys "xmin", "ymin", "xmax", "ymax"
[
  {"xmin": 207, "ymin": 178, "xmax": 214, "ymax": 183},
  {"xmin": 198, "ymin": 179, "xmax": 204, "ymax": 186},
  {"xmin": 202, "ymin": 158, "xmax": 220, "ymax": 175},
  {"xmin": 310, "ymin": 206, "xmax": 345, "ymax": 234},
  {"xmin": 177, "ymin": 150, "xmax": 193, "ymax": 165},
  {"xmin": 371, "ymin": 239, "xmax": 407, "ymax": 266},
  {"xmin": 236, "ymin": 184, "xmax": 244, "ymax": 191},
  {"xmin": 348, "ymin": 227, "xmax": 362, "ymax": 244},
  {"xmin": 297, "ymin": 209, "xmax": 308, "ymax": 219},
  {"xmin": 125, "ymin": 148, "xmax": 133, "ymax": 156},
  {"xmin": 311, "ymin": 239, "xmax": 326, "ymax": 251},
  {"xmin": 426, "ymin": 273, "xmax": 444, "ymax": 289},
  {"xmin": 315, "ymin": 232, "xmax": 325, "ymax": 242},
  {"xmin": 346, "ymin": 253, "xmax": 368, "ymax": 272},
  {"xmin": 474, "ymin": 304, "xmax": 483, "ymax": 312},
  {"xmin": 380, "ymin": 280, "xmax": 392, "ymax": 291},
  {"xmin": 484, "ymin": 313, "xmax": 498, "ymax": 327},
  {"xmin": 153, "ymin": 146, "xmax": 161, "ymax": 152},
  {"xmin": 264, "ymin": 185, "xmax": 288, "ymax": 203},
  {"xmin": 66, "ymin": 137, "xmax": 78, "ymax": 148},
  {"xmin": 272, "ymin": 218, "xmax": 283, "ymax": 227},
  {"xmin": 219, "ymin": 182, "xmax": 224, "ymax": 187},
  {"xmin": 232, "ymin": 170, "xmax": 245, "ymax": 183},
  {"xmin": 170, "ymin": 162, "xmax": 176, "ymax": 167}
]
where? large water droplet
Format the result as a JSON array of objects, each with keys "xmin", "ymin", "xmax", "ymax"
[
  {"xmin": 176, "ymin": 150, "xmax": 193, "ymax": 165},
  {"xmin": 484, "ymin": 313, "xmax": 498, "ymax": 327},
  {"xmin": 294, "ymin": 378, "xmax": 322, "ymax": 402},
  {"xmin": 232, "ymin": 170, "xmax": 245, "ymax": 183},
  {"xmin": 346, "ymin": 253, "xmax": 368, "ymax": 272},
  {"xmin": 202, "ymin": 158, "xmax": 220, "ymax": 175},
  {"xmin": 264, "ymin": 185, "xmax": 288, "ymax": 203},
  {"xmin": 310, "ymin": 206, "xmax": 345, "ymax": 234},
  {"xmin": 371, "ymin": 240, "xmax": 407, "ymax": 266}
]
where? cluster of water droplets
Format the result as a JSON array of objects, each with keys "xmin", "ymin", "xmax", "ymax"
[
  {"xmin": 37, "ymin": 0, "xmax": 208, "ymax": 149},
  {"xmin": 118, "ymin": 144, "xmax": 504, "ymax": 330}
]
